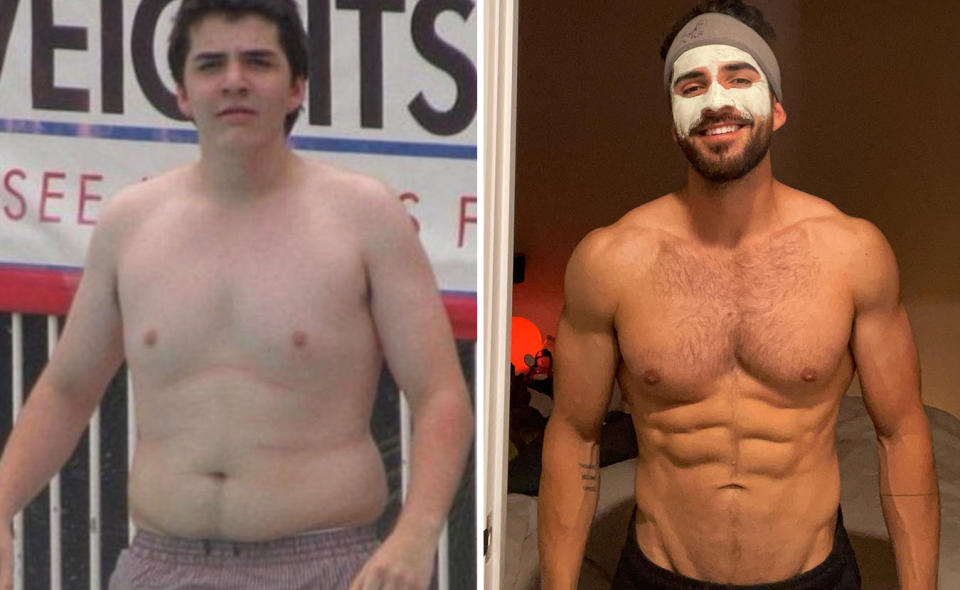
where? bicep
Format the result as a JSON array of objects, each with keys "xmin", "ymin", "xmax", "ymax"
[
  {"xmin": 551, "ymin": 234, "xmax": 621, "ymax": 439},
  {"xmin": 364, "ymin": 202, "xmax": 464, "ymax": 410},
  {"xmin": 44, "ymin": 218, "xmax": 125, "ymax": 400},
  {"xmin": 848, "ymin": 220, "xmax": 923, "ymax": 438},
  {"xmin": 852, "ymin": 303, "xmax": 922, "ymax": 438},
  {"xmin": 552, "ymin": 306, "xmax": 619, "ymax": 440}
]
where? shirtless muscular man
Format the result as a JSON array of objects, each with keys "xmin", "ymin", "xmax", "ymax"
[
  {"xmin": 538, "ymin": 2, "xmax": 939, "ymax": 589},
  {"xmin": 0, "ymin": 1, "xmax": 472, "ymax": 589}
]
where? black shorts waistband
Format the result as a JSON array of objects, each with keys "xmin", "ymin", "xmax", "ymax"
[{"xmin": 610, "ymin": 506, "xmax": 861, "ymax": 590}]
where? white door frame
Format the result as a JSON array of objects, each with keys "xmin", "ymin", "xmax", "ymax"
[{"xmin": 480, "ymin": 0, "xmax": 519, "ymax": 587}]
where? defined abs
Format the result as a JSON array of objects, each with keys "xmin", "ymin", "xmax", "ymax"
[{"xmin": 632, "ymin": 461, "xmax": 839, "ymax": 584}]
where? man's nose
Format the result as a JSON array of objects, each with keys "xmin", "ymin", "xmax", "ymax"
[
  {"xmin": 700, "ymin": 82, "xmax": 737, "ymax": 114},
  {"xmin": 221, "ymin": 60, "xmax": 249, "ymax": 94}
]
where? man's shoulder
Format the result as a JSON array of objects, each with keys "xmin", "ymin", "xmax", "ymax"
[
  {"xmin": 297, "ymin": 159, "xmax": 406, "ymax": 228},
  {"xmin": 778, "ymin": 187, "xmax": 897, "ymax": 301},
  {"xmin": 94, "ymin": 166, "xmax": 192, "ymax": 238},
  {"xmin": 573, "ymin": 194, "xmax": 677, "ymax": 266},
  {"xmin": 778, "ymin": 187, "xmax": 888, "ymax": 255},
  {"xmin": 565, "ymin": 195, "xmax": 675, "ymax": 313},
  {"xmin": 300, "ymin": 159, "xmax": 394, "ymax": 207},
  {"xmin": 297, "ymin": 159, "xmax": 415, "ymax": 250},
  {"xmin": 814, "ymin": 212, "xmax": 897, "ymax": 301}
]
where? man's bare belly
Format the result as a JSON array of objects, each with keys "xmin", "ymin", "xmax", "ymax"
[
  {"xmin": 626, "ymin": 373, "xmax": 846, "ymax": 584},
  {"xmin": 104, "ymin": 162, "xmax": 412, "ymax": 542},
  {"xmin": 126, "ymin": 370, "xmax": 388, "ymax": 541}
]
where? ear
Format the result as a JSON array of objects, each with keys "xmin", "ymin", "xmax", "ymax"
[
  {"xmin": 288, "ymin": 76, "xmax": 306, "ymax": 113},
  {"xmin": 772, "ymin": 100, "xmax": 786, "ymax": 131},
  {"xmin": 176, "ymin": 84, "xmax": 193, "ymax": 119}
]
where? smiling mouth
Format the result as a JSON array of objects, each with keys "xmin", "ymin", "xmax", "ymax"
[
  {"xmin": 701, "ymin": 124, "xmax": 743, "ymax": 136},
  {"xmin": 694, "ymin": 121, "xmax": 752, "ymax": 138}
]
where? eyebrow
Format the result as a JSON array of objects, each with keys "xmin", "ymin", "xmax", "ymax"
[
  {"xmin": 192, "ymin": 49, "xmax": 279, "ymax": 62},
  {"xmin": 673, "ymin": 70, "xmax": 707, "ymax": 86},
  {"xmin": 240, "ymin": 49, "xmax": 278, "ymax": 60},
  {"xmin": 721, "ymin": 62, "xmax": 760, "ymax": 74}
]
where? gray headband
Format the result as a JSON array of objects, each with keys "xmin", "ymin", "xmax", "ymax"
[{"xmin": 663, "ymin": 13, "xmax": 782, "ymax": 102}]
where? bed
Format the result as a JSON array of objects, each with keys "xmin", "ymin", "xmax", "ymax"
[{"xmin": 504, "ymin": 396, "xmax": 960, "ymax": 589}]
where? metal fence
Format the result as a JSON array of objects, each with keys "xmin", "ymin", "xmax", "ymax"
[{"xmin": 3, "ymin": 312, "xmax": 471, "ymax": 589}]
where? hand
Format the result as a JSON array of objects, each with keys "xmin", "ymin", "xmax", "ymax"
[
  {"xmin": 0, "ymin": 523, "xmax": 12, "ymax": 590},
  {"xmin": 348, "ymin": 528, "xmax": 437, "ymax": 590}
]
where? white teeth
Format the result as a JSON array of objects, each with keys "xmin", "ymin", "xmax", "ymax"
[{"xmin": 703, "ymin": 125, "xmax": 740, "ymax": 136}]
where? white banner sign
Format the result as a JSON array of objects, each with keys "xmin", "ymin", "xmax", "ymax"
[{"xmin": 0, "ymin": 0, "xmax": 477, "ymax": 323}]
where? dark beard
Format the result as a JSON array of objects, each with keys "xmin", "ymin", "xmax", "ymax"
[{"xmin": 678, "ymin": 119, "xmax": 773, "ymax": 183}]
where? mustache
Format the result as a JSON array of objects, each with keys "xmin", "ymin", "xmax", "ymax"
[{"xmin": 689, "ymin": 112, "xmax": 753, "ymax": 135}]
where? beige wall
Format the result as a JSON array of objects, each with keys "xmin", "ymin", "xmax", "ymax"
[{"xmin": 512, "ymin": 1, "xmax": 960, "ymax": 418}]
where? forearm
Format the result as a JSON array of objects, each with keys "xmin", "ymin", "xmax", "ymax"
[
  {"xmin": 390, "ymin": 389, "xmax": 473, "ymax": 543},
  {"xmin": 538, "ymin": 418, "xmax": 600, "ymax": 590},
  {"xmin": 0, "ymin": 372, "xmax": 100, "ymax": 521},
  {"xmin": 877, "ymin": 423, "xmax": 940, "ymax": 590}
]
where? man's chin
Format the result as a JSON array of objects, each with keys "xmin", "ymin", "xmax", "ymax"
[
  {"xmin": 692, "ymin": 152, "xmax": 756, "ymax": 183},
  {"xmin": 677, "ymin": 130, "xmax": 771, "ymax": 183}
]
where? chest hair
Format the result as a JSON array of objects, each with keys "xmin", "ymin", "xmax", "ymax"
[{"xmin": 648, "ymin": 228, "xmax": 821, "ymax": 375}]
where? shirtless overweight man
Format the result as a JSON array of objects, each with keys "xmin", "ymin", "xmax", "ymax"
[
  {"xmin": 0, "ymin": 1, "xmax": 473, "ymax": 589},
  {"xmin": 538, "ymin": 2, "xmax": 939, "ymax": 589}
]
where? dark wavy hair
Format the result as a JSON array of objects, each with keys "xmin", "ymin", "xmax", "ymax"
[
  {"xmin": 167, "ymin": 0, "xmax": 309, "ymax": 134},
  {"xmin": 660, "ymin": 0, "xmax": 776, "ymax": 61}
]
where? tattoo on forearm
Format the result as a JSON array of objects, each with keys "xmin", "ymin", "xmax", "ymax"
[
  {"xmin": 580, "ymin": 463, "xmax": 598, "ymax": 491},
  {"xmin": 580, "ymin": 445, "xmax": 599, "ymax": 492}
]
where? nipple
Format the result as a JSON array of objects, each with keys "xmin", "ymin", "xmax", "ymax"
[
  {"xmin": 801, "ymin": 367, "xmax": 818, "ymax": 382},
  {"xmin": 292, "ymin": 331, "xmax": 308, "ymax": 348},
  {"xmin": 643, "ymin": 369, "xmax": 661, "ymax": 385},
  {"xmin": 143, "ymin": 329, "xmax": 158, "ymax": 348}
]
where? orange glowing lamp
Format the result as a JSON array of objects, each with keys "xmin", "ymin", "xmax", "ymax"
[{"xmin": 510, "ymin": 316, "xmax": 542, "ymax": 375}]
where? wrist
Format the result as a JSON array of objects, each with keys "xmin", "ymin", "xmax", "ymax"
[
  {"xmin": 540, "ymin": 571, "xmax": 578, "ymax": 590},
  {"xmin": 390, "ymin": 513, "xmax": 445, "ymax": 544}
]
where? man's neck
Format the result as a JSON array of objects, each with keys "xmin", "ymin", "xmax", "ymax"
[
  {"xmin": 679, "ymin": 156, "xmax": 781, "ymax": 248},
  {"xmin": 196, "ymin": 135, "xmax": 297, "ymax": 201}
]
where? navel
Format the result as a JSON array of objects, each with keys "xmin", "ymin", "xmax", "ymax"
[
  {"xmin": 801, "ymin": 367, "xmax": 818, "ymax": 382},
  {"xmin": 292, "ymin": 330, "xmax": 309, "ymax": 348},
  {"xmin": 143, "ymin": 329, "xmax": 158, "ymax": 348},
  {"xmin": 643, "ymin": 369, "xmax": 662, "ymax": 385}
]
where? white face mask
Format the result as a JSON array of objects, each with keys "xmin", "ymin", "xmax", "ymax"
[{"xmin": 670, "ymin": 45, "xmax": 771, "ymax": 138}]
